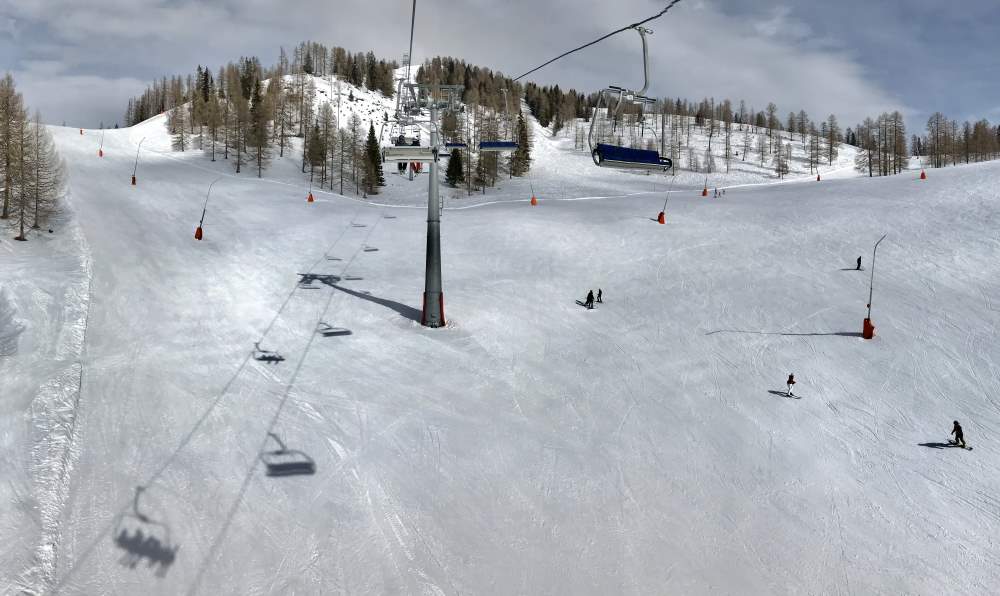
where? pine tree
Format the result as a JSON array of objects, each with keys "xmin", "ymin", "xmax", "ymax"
[
  {"xmin": 247, "ymin": 80, "xmax": 271, "ymax": 177},
  {"xmin": 169, "ymin": 105, "xmax": 188, "ymax": 151},
  {"xmin": 307, "ymin": 122, "xmax": 325, "ymax": 181},
  {"xmin": 362, "ymin": 123, "xmax": 383, "ymax": 194},
  {"xmin": 510, "ymin": 111, "xmax": 531, "ymax": 176},
  {"xmin": 1, "ymin": 73, "xmax": 25, "ymax": 220},
  {"xmin": 445, "ymin": 148, "xmax": 465, "ymax": 186},
  {"xmin": 29, "ymin": 111, "xmax": 64, "ymax": 230}
]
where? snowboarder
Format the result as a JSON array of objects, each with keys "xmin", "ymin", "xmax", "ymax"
[
  {"xmin": 596, "ymin": 289, "xmax": 603, "ymax": 303},
  {"xmin": 951, "ymin": 420, "xmax": 966, "ymax": 448},
  {"xmin": 786, "ymin": 373, "xmax": 796, "ymax": 397},
  {"xmin": 584, "ymin": 290, "xmax": 595, "ymax": 310},
  {"xmin": 856, "ymin": 256, "xmax": 862, "ymax": 270}
]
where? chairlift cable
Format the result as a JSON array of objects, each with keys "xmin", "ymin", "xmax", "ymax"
[
  {"xmin": 405, "ymin": 0, "xmax": 417, "ymax": 85},
  {"xmin": 511, "ymin": 0, "xmax": 684, "ymax": 83}
]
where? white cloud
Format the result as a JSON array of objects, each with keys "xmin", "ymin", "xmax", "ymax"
[
  {"xmin": 13, "ymin": 62, "xmax": 147, "ymax": 126},
  {"xmin": 1, "ymin": 0, "xmax": 908, "ymax": 128}
]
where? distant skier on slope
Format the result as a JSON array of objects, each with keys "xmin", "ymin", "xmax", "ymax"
[
  {"xmin": 584, "ymin": 290, "xmax": 595, "ymax": 309},
  {"xmin": 856, "ymin": 256, "xmax": 862, "ymax": 270},
  {"xmin": 951, "ymin": 420, "xmax": 966, "ymax": 448},
  {"xmin": 597, "ymin": 289, "xmax": 603, "ymax": 304},
  {"xmin": 786, "ymin": 373, "xmax": 796, "ymax": 397}
]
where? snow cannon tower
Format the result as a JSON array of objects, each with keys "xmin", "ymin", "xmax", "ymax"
[{"xmin": 863, "ymin": 234, "xmax": 887, "ymax": 340}]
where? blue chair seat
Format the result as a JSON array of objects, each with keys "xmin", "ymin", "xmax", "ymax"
[{"xmin": 593, "ymin": 143, "xmax": 672, "ymax": 170}]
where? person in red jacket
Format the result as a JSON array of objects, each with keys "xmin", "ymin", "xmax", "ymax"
[{"xmin": 786, "ymin": 373, "xmax": 796, "ymax": 397}]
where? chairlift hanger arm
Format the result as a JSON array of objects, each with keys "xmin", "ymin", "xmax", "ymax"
[{"xmin": 511, "ymin": 0, "xmax": 683, "ymax": 83}]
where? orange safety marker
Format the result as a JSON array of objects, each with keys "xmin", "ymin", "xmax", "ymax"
[
  {"xmin": 307, "ymin": 192, "xmax": 314, "ymax": 203},
  {"xmin": 657, "ymin": 211, "xmax": 665, "ymax": 224},
  {"xmin": 530, "ymin": 195, "xmax": 537, "ymax": 206},
  {"xmin": 194, "ymin": 226, "xmax": 203, "ymax": 241},
  {"xmin": 920, "ymin": 169, "xmax": 927, "ymax": 180}
]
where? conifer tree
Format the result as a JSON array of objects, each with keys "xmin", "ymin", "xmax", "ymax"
[
  {"xmin": 169, "ymin": 105, "xmax": 188, "ymax": 151},
  {"xmin": 510, "ymin": 111, "xmax": 531, "ymax": 176},
  {"xmin": 29, "ymin": 112, "xmax": 64, "ymax": 230},
  {"xmin": 247, "ymin": 80, "xmax": 271, "ymax": 177},
  {"xmin": 0, "ymin": 73, "xmax": 24, "ymax": 220},
  {"xmin": 307, "ymin": 122, "xmax": 325, "ymax": 182},
  {"xmin": 362, "ymin": 123, "xmax": 383, "ymax": 194},
  {"xmin": 445, "ymin": 148, "xmax": 465, "ymax": 186}
]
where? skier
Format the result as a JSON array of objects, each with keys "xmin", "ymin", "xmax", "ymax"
[
  {"xmin": 584, "ymin": 290, "xmax": 595, "ymax": 310},
  {"xmin": 786, "ymin": 373, "xmax": 796, "ymax": 397},
  {"xmin": 856, "ymin": 256, "xmax": 862, "ymax": 270},
  {"xmin": 951, "ymin": 420, "xmax": 966, "ymax": 448},
  {"xmin": 597, "ymin": 289, "xmax": 603, "ymax": 304}
]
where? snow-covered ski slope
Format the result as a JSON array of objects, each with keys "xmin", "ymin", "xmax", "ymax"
[{"xmin": 4, "ymin": 108, "xmax": 1000, "ymax": 595}]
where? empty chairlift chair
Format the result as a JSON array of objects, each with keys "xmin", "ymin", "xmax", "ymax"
[
  {"xmin": 478, "ymin": 140, "xmax": 518, "ymax": 152},
  {"xmin": 587, "ymin": 27, "xmax": 672, "ymax": 172}
]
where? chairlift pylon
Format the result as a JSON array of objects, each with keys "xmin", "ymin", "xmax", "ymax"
[{"xmin": 587, "ymin": 26, "xmax": 672, "ymax": 171}]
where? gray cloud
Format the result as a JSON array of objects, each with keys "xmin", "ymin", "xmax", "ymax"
[{"xmin": 1, "ymin": 0, "xmax": 994, "ymax": 132}]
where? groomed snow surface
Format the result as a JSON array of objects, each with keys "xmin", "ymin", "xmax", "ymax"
[{"xmin": 3, "ymin": 108, "xmax": 1000, "ymax": 595}]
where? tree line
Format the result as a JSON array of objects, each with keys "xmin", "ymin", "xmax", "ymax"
[
  {"xmin": 416, "ymin": 57, "xmax": 532, "ymax": 195},
  {"xmin": 918, "ymin": 113, "xmax": 1000, "ymax": 168},
  {"xmin": 124, "ymin": 42, "xmax": 399, "ymax": 195},
  {"xmin": 525, "ymin": 86, "xmax": 845, "ymax": 178},
  {"xmin": 1, "ymin": 73, "xmax": 65, "ymax": 241}
]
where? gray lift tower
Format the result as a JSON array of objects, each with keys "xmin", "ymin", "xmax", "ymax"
[
  {"xmin": 383, "ymin": 83, "xmax": 464, "ymax": 327},
  {"xmin": 419, "ymin": 84, "xmax": 463, "ymax": 327}
]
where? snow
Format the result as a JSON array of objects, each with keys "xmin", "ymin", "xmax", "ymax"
[{"xmin": 2, "ymin": 97, "xmax": 1000, "ymax": 595}]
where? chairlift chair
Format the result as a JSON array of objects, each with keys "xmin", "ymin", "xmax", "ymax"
[
  {"xmin": 478, "ymin": 88, "xmax": 519, "ymax": 153},
  {"xmin": 587, "ymin": 27, "xmax": 672, "ymax": 172},
  {"xmin": 382, "ymin": 146, "xmax": 436, "ymax": 163},
  {"xmin": 479, "ymin": 140, "xmax": 519, "ymax": 152}
]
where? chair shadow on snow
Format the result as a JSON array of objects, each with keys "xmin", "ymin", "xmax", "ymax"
[
  {"xmin": 707, "ymin": 330, "xmax": 863, "ymax": 338},
  {"xmin": 260, "ymin": 433, "xmax": 316, "ymax": 477},
  {"xmin": 113, "ymin": 486, "xmax": 179, "ymax": 578},
  {"xmin": 767, "ymin": 390, "xmax": 801, "ymax": 400},
  {"xmin": 317, "ymin": 322, "xmax": 353, "ymax": 337}
]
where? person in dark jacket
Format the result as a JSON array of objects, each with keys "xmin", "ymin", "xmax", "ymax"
[
  {"xmin": 786, "ymin": 373, "xmax": 796, "ymax": 396},
  {"xmin": 596, "ymin": 289, "xmax": 603, "ymax": 303},
  {"xmin": 584, "ymin": 290, "xmax": 595, "ymax": 309},
  {"xmin": 856, "ymin": 256, "xmax": 862, "ymax": 270},
  {"xmin": 951, "ymin": 420, "xmax": 966, "ymax": 447}
]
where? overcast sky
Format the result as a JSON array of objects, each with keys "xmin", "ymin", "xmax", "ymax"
[{"xmin": 2, "ymin": 0, "xmax": 998, "ymax": 132}]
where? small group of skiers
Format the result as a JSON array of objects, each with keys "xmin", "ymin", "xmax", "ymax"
[
  {"xmin": 784, "ymin": 372, "xmax": 970, "ymax": 448},
  {"xmin": 713, "ymin": 188, "xmax": 726, "ymax": 198},
  {"xmin": 583, "ymin": 288, "xmax": 603, "ymax": 309}
]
